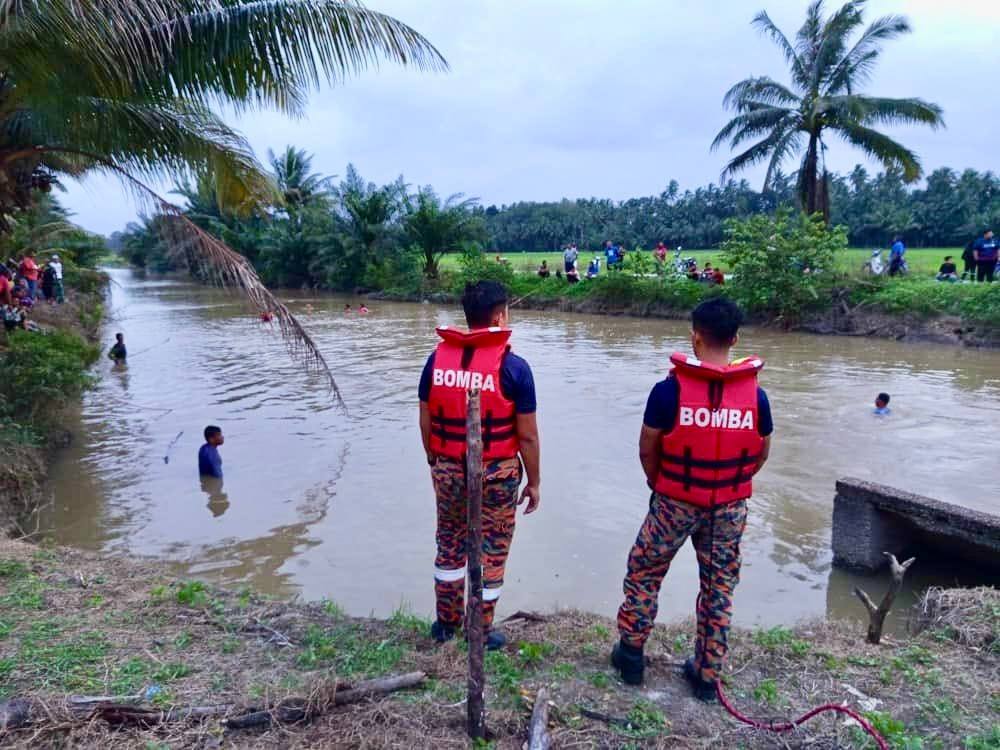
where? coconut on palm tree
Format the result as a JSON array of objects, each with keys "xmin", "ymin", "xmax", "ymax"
[
  {"xmin": 712, "ymin": 0, "xmax": 943, "ymax": 219},
  {"xmin": 0, "ymin": 0, "xmax": 444, "ymax": 392}
]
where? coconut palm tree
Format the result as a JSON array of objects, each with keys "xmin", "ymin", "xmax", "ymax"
[
  {"xmin": 712, "ymin": 0, "xmax": 943, "ymax": 219},
  {"xmin": 269, "ymin": 147, "xmax": 332, "ymax": 212}
]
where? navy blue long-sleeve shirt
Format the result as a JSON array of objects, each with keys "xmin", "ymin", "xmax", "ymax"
[{"xmin": 198, "ymin": 443, "xmax": 223, "ymax": 478}]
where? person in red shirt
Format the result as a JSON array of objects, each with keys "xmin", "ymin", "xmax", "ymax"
[
  {"xmin": 712, "ymin": 267, "xmax": 725, "ymax": 285},
  {"xmin": 18, "ymin": 252, "xmax": 39, "ymax": 300},
  {"xmin": 0, "ymin": 267, "xmax": 12, "ymax": 306}
]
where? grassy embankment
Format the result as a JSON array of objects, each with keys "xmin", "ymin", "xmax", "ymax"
[
  {"xmin": 407, "ymin": 247, "xmax": 1000, "ymax": 346},
  {"xmin": 0, "ymin": 538, "xmax": 995, "ymax": 748},
  {"xmin": 0, "ymin": 267, "xmax": 106, "ymax": 532},
  {"xmin": 442, "ymin": 248, "xmax": 959, "ymax": 276}
]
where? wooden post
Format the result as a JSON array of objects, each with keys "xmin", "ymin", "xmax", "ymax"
[
  {"xmin": 854, "ymin": 552, "xmax": 916, "ymax": 644},
  {"xmin": 465, "ymin": 388, "xmax": 486, "ymax": 740}
]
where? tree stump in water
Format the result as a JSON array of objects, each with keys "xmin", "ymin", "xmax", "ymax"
[{"xmin": 854, "ymin": 552, "xmax": 916, "ymax": 644}]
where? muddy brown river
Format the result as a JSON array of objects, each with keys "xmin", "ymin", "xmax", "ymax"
[{"xmin": 43, "ymin": 270, "xmax": 1000, "ymax": 632}]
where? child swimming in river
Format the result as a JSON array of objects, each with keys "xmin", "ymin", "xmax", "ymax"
[{"xmin": 873, "ymin": 392, "xmax": 891, "ymax": 416}]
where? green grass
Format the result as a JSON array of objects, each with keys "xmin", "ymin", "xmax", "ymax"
[
  {"xmin": 438, "ymin": 247, "xmax": 960, "ymax": 276},
  {"xmin": 296, "ymin": 623, "xmax": 406, "ymax": 677}
]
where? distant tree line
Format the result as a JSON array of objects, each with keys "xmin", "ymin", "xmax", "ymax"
[
  {"xmin": 110, "ymin": 154, "xmax": 999, "ymax": 291},
  {"xmin": 479, "ymin": 166, "xmax": 999, "ymax": 252},
  {"xmin": 110, "ymin": 151, "xmax": 486, "ymax": 290}
]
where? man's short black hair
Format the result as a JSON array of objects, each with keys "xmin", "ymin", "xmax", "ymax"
[
  {"xmin": 462, "ymin": 281, "xmax": 509, "ymax": 329},
  {"xmin": 944, "ymin": 255, "xmax": 953, "ymax": 261},
  {"xmin": 877, "ymin": 393, "xmax": 891, "ymax": 405},
  {"xmin": 115, "ymin": 332, "xmax": 124, "ymax": 341},
  {"xmin": 691, "ymin": 297, "xmax": 743, "ymax": 347},
  {"xmin": 204, "ymin": 425, "xmax": 222, "ymax": 441}
]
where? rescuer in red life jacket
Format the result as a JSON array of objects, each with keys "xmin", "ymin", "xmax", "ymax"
[
  {"xmin": 612, "ymin": 297, "xmax": 773, "ymax": 698},
  {"xmin": 418, "ymin": 280, "xmax": 541, "ymax": 650}
]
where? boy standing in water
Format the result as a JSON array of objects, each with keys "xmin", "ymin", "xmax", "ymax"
[
  {"xmin": 108, "ymin": 333, "xmax": 127, "ymax": 362},
  {"xmin": 612, "ymin": 298, "xmax": 773, "ymax": 699},
  {"xmin": 199, "ymin": 426, "xmax": 224, "ymax": 479},
  {"xmin": 418, "ymin": 281, "xmax": 541, "ymax": 650}
]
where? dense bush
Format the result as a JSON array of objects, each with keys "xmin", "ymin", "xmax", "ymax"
[
  {"xmin": 722, "ymin": 211, "xmax": 847, "ymax": 322},
  {"xmin": 452, "ymin": 244, "xmax": 515, "ymax": 292},
  {"xmin": 0, "ymin": 330, "xmax": 98, "ymax": 429}
]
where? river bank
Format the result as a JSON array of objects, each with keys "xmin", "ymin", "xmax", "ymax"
[
  {"xmin": 368, "ymin": 274, "xmax": 1000, "ymax": 349},
  {"xmin": 0, "ymin": 538, "xmax": 995, "ymax": 748},
  {"xmin": 0, "ymin": 271, "xmax": 107, "ymax": 535}
]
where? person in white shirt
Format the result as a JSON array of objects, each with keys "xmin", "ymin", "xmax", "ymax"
[{"xmin": 49, "ymin": 254, "xmax": 64, "ymax": 303}]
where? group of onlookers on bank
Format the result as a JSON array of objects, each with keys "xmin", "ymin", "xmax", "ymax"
[
  {"xmin": 0, "ymin": 251, "xmax": 65, "ymax": 333},
  {"xmin": 531, "ymin": 241, "xmax": 725, "ymax": 285}
]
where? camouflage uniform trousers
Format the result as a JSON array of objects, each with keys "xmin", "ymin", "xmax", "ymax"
[
  {"xmin": 431, "ymin": 455, "xmax": 522, "ymax": 631},
  {"xmin": 617, "ymin": 493, "xmax": 748, "ymax": 683}
]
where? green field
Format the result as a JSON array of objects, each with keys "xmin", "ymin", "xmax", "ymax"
[{"xmin": 441, "ymin": 248, "xmax": 961, "ymax": 277}]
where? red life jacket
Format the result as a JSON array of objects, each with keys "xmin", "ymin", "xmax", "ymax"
[
  {"xmin": 653, "ymin": 352, "xmax": 765, "ymax": 508},
  {"xmin": 427, "ymin": 326, "xmax": 520, "ymax": 460}
]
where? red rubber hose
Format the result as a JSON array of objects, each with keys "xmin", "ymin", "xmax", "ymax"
[{"xmin": 716, "ymin": 681, "xmax": 888, "ymax": 750}]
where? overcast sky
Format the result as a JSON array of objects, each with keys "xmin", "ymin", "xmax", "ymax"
[{"xmin": 61, "ymin": 0, "xmax": 1000, "ymax": 236}]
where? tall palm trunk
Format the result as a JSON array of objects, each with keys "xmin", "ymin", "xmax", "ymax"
[{"xmin": 800, "ymin": 132, "xmax": 820, "ymax": 216}]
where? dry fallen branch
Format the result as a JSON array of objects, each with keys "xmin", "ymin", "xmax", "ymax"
[
  {"xmin": 528, "ymin": 687, "xmax": 551, "ymax": 750},
  {"xmin": 578, "ymin": 707, "xmax": 630, "ymax": 728},
  {"xmin": 241, "ymin": 617, "xmax": 296, "ymax": 648},
  {"xmin": 854, "ymin": 552, "xmax": 916, "ymax": 644},
  {"xmin": 501, "ymin": 610, "xmax": 549, "ymax": 625},
  {"xmin": 0, "ymin": 673, "xmax": 427, "ymax": 733}
]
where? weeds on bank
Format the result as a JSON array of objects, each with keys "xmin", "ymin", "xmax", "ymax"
[
  {"xmin": 296, "ymin": 623, "xmax": 406, "ymax": 677},
  {"xmin": 752, "ymin": 625, "xmax": 810, "ymax": 656},
  {"xmin": 485, "ymin": 650, "xmax": 524, "ymax": 704},
  {"xmin": 613, "ymin": 699, "xmax": 669, "ymax": 740},
  {"xmin": 752, "ymin": 678, "xmax": 779, "ymax": 707}
]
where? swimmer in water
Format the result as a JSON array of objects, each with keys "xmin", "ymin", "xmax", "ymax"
[
  {"xmin": 873, "ymin": 392, "xmax": 891, "ymax": 416},
  {"xmin": 359, "ymin": 304, "xmax": 369, "ymax": 314},
  {"xmin": 344, "ymin": 304, "xmax": 352, "ymax": 313},
  {"xmin": 260, "ymin": 310, "xmax": 273, "ymax": 322}
]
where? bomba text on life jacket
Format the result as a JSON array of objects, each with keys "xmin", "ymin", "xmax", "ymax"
[
  {"xmin": 432, "ymin": 368, "xmax": 497, "ymax": 392},
  {"xmin": 679, "ymin": 406, "xmax": 755, "ymax": 430}
]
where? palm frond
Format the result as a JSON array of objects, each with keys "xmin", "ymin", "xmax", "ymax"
[
  {"xmin": 810, "ymin": 1, "xmax": 864, "ymax": 91},
  {"xmin": 825, "ymin": 13, "xmax": 911, "ymax": 93},
  {"xmin": 829, "ymin": 94, "xmax": 944, "ymax": 130},
  {"xmin": 751, "ymin": 10, "xmax": 808, "ymax": 89},
  {"xmin": 8, "ymin": 97, "xmax": 279, "ymax": 213},
  {"xmin": 711, "ymin": 107, "xmax": 796, "ymax": 152},
  {"xmin": 833, "ymin": 121, "xmax": 923, "ymax": 182},
  {"xmin": 722, "ymin": 76, "xmax": 801, "ymax": 111},
  {"xmin": 6, "ymin": 1, "xmax": 448, "ymax": 115},
  {"xmin": 764, "ymin": 129, "xmax": 804, "ymax": 190},
  {"xmin": 28, "ymin": 145, "xmax": 343, "ymax": 401},
  {"xmin": 720, "ymin": 127, "xmax": 795, "ymax": 182}
]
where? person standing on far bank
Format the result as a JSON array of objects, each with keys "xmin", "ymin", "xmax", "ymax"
[
  {"xmin": 973, "ymin": 229, "xmax": 998, "ymax": 283},
  {"xmin": 889, "ymin": 236, "xmax": 906, "ymax": 276},
  {"xmin": 418, "ymin": 280, "xmax": 541, "ymax": 650},
  {"xmin": 612, "ymin": 298, "xmax": 773, "ymax": 699}
]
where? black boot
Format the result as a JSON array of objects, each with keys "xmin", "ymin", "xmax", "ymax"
[
  {"xmin": 683, "ymin": 657, "xmax": 718, "ymax": 702},
  {"xmin": 611, "ymin": 639, "xmax": 644, "ymax": 685},
  {"xmin": 430, "ymin": 620, "xmax": 456, "ymax": 643}
]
